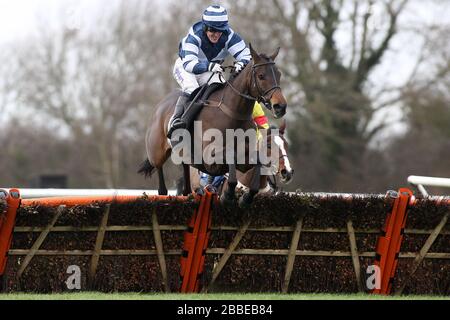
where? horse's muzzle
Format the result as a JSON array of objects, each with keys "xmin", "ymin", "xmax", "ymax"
[
  {"xmin": 281, "ymin": 169, "xmax": 294, "ymax": 184},
  {"xmin": 273, "ymin": 104, "xmax": 287, "ymax": 119}
]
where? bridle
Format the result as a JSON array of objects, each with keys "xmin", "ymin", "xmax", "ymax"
[
  {"xmin": 267, "ymin": 149, "xmax": 290, "ymax": 192},
  {"xmin": 223, "ymin": 60, "xmax": 281, "ymax": 108},
  {"xmin": 251, "ymin": 61, "xmax": 281, "ymax": 106},
  {"xmin": 260, "ymin": 132, "xmax": 289, "ymax": 192}
]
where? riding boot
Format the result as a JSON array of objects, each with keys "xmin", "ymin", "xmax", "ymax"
[
  {"xmin": 167, "ymin": 93, "xmax": 190, "ymax": 139},
  {"xmin": 179, "ymin": 100, "xmax": 204, "ymax": 130}
]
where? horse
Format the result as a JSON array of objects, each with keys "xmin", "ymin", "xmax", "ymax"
[
  {"xmin": 138, "ymin": 44, "xmax": 288, "ymax": 207},
  {"xmin": 188, "ymin": 121, "xmax": 294, "ymax": 199}
]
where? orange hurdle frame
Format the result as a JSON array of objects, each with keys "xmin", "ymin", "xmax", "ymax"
[
  {"xmin": 2, "ymin": 187, "xmax": 446, "ymax": 294},
  {"xmin": 1, "ymin": 187, "xmax": 215, "ymax": 294},
  {"xmin": 0, "ymin": 189, "xmax": 21, "ymax": 286},
  {"xmin": 180, "ymin": 189, "xmax": 216, "ymax": 293},
  {"xmin": 373, "ymin": 188, "xmax": 415, "ymax": 295}
]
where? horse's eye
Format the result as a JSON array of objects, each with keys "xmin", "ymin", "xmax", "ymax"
[{"xmin": 258, "ymin": 74, "xmax": 265, "ymax": 80}]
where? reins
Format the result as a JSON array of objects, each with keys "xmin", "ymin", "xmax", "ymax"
[
  {"xmin": 222, "ymin": 61, "xmax": 281, "ymax": 104},
  {"xmin": 204, "ymin": 61, "xmax": 281, "ymax": 121}
]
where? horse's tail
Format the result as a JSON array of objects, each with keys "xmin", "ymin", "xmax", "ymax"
[{"xmin": 137, "ymin": 159, "xmax": 155, "ymax": 178}]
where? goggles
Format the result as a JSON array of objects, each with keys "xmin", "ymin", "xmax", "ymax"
[{"xmin": 205, "ymin": 26, "xmax": 223, "ymax": 33}]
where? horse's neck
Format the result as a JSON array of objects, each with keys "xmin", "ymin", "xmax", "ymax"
[{"xmin": 224, "ymin": 68, "xmax": 254, "ymax": 115}]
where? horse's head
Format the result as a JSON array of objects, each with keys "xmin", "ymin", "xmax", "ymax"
[
  {"xmin": 262, "ymin": 120, "xmax": 293, "ymax": 185},
  {"xmin": 248, "ymin": 44, "xmax": 288, "ymax": 119}
]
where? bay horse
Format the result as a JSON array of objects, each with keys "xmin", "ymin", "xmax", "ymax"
[
  {"xmin": 188, "ymin": 121, "xmax": 294, "ymax": 199},
  {"xmin": 138, "ymin": 45, "xmax": 288, "ymax": 207}
]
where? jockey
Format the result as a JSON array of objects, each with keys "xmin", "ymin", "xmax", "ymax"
[{"xmin": 167, "ymin": 5, "xmax": 252, "ymax": 139}]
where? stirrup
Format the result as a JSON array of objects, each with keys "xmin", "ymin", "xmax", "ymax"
[{"xmin": 167, "ymin": 119, "xmax": 186, "ymax": 139}]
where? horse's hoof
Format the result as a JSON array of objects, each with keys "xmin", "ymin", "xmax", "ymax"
[
  {"xmin": 205, "ymin": 184, "xmax": 218, "ymax": 194},
  {"xmin": 195, "ymin": 188, "xmax": 205, "ymax": 196},
  {"xmin": 186, "ymin": 193, "xmax": 196, "ymax": 201},
  {"xmin": 220, "ymin": 193, "xmax": 236, "ymax": 207},
  {"xmin": 238, "ymin": 195, "xmax": 252, "ymax": 209}
]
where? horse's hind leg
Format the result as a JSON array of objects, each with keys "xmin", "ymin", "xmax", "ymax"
[
  {"xmin": 220, "ymin": 164, "xmax": 237, "ymax": 205},
  {"xmin": 239, "ymin": 164, "xmax": 261, "ymax": 209},
  {"xmin": 175, "ymin": 176, "xmax": 184, "ymax": 196},
  {"xmin": 158, "ymin": 168, "xmax": 168, "ymax": 196},
  {"xmin": 182, "ymin": 164, "xmax": 192, "ymax": 196}
]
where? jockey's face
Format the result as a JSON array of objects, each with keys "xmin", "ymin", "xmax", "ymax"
[{"xmin": 206, "ymin": 30, "xmax": 222, "ymax": 44}]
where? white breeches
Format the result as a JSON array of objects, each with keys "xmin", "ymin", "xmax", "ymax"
[{"xmin": 173, "ymin": 58, "xmax": 225, "ymax": 95}]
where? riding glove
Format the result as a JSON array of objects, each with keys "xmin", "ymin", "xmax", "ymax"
[
  {"xmin": 208, "ymin": 62, "xmax": 223, "ymax": 73},
  {"xmin": 234, "ymin": 61, "xmax": 245, "ymax": 73}
]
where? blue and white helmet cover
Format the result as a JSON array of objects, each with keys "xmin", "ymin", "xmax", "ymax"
[{"xmin": 202, "ymin": 5, "xmax": 229, "ymax": 31}]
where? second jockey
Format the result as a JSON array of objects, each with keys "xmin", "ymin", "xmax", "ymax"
[{"xmin": 167, "ymin": 4, "xmax": 251, "ymax": 139}]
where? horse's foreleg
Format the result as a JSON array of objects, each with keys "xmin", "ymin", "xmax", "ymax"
[
  {"xmin": 240, "ymin": 164, "xmax": 261, "ymax": 208},
  {"xmin": 220, "ymin": 164, "xmax": 237, "ymax": 205},
  {"xmin": 158, "ymin": 168, "xmax": 168, "ymax": 196},
  {"xmin": 182, "ymin": 164, "xmax": 192, "ymax": 196},
  {"xmin": 227, "ymin": 164, "xmax": 237, "ymax": 197}
]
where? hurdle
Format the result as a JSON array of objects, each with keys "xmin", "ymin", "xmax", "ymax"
[{"xmin": 1, "ymin": 187, "xmax": 449, "ymax": 294}]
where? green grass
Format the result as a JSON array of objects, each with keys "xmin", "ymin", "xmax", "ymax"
[{"xmin": 0, "ymin": 293, "xmax": 449, "ymax": 300}]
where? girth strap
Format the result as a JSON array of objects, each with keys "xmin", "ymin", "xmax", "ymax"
[{"xmin": 204, "ymin": 100, "xmax": 253, "ymax": 122}]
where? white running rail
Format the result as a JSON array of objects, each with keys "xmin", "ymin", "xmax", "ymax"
[
  {"xmin": 0, "ymin": 188, "xmax": 178, "ymax": 199},
  {"xmin": 407, "ymin": 176, "xmax": 450, "ymax": 197}
]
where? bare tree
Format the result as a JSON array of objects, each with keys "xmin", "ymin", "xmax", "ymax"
[
  {"xmin": 2, "ymin": 0, "xmax": 448, "ymax": 192},
  {"xmin": 0, "ymin": 50, "xmax": 18, "ymax": 123},
  {"xmin": 222, "ymin": 0, "xmax": 449, "ymax": 191},
  {"xmin": 10, "ymin": 1, "xmax": 175, "ymax": 187}
]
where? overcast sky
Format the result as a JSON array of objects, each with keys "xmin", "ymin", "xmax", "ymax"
[
  {"xmin": 0, "ymin": 0, "xmax": 110, "ymax": 44},
  {"xmin": 1, "ymin": 0, "xmax": 448, "ymax": 82},
  {"xmin": 0, "ymin": 0, "xmax": 449, "ymax": 142}
]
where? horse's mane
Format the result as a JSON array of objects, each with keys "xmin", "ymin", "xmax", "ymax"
[{"xmin": 229, "ymin": 53, "xmax": 273, "ymax": 82}]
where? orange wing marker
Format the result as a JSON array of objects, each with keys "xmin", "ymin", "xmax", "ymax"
[
  {"xmin": 180, "ymin": 189, "xmax": 215, "ymax": 293},
  {"xmin": 373, "ymin": 188, "xmax": 414, "ymax": 295},
  {"xmin": 0, "ymin": 189, "xmax": 21, "ymax": 287}
]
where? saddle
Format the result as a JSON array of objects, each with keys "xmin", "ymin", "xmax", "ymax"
[
  {"xmin": 187, "ymin": 82, "xmax": 252, "ymax": 122},
  {"xmin": 188, "ymin": 82, "xmax": 224, "ymax": 104},
  {"xmin": 176, "ymin": 82, "xmax": 226, "ymax": 133}
]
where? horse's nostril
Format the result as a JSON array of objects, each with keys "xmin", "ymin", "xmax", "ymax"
[{"xmin": 273, "ymin": 104, "xmax": 287, "ymax": 117}]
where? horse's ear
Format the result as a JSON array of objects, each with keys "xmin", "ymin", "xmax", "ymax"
[
  {"xmin": 270, "ymin": 47, "xmax": 281, "ymax": 61},
  {"xmin": 249, "ymin": 43, "xmax": 261, "ymax": 62},
  {"xmin": 279, "ymin": 119, "xmax": 287, "ymax": 135}
]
